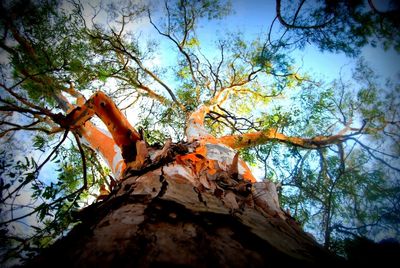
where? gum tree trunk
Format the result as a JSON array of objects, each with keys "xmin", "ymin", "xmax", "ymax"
[
  {"xmin": 25, "ymin": 142, "xmax": 343, "ymax": 268},
  {"xmin": 23, "ymin": 91, "xmax": 345, "ymax": 267}
]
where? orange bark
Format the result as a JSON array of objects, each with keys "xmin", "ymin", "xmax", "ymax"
[
  {"xmin": 185, "ymin": 105, "xmax": 257, "ymax": 182},
  {"xmin": 185, "ymin": 105, "xmax": 213, "ymax": 142},
  {"xmin": 65, "ymin": 92, "xmax": 262, "ymax": 183},
  {"xmin": 68, "ymin": 91, "xmax": 141, "ymax": 148},
  {"xmin": 177, "ymin": 138, "xmax": 256, "ymax": 183},
  {"xmin": 79, "ymin": 122, "xmax": 126, "ymax": 178},
  {"xmin": 63, "ymin": 91, "xmax": 147, "ymax": 178},
  {"xmin": 55, "ymin": 91, "xmax": 126, "ymax": 178}
]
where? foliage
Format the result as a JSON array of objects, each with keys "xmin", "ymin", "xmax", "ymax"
[
  {"xmin": 274, "ymin": 0, "xmax": 400, "ymax": 56},
  {"xmin": 0, "ymin": 0, "xmax": 399, "ymax": 265},
  {"xmin": 251, "ymin": 61, "xmax": 400, "ymax": 247}
]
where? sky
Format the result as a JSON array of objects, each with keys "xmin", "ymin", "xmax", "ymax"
[
  {"xmin": 144, "ymin": 0, "xmax": 399, "ymax": 96},
  {"xmin": 213, "ymin": 0, "xmax": 399, "ymax": 79}
]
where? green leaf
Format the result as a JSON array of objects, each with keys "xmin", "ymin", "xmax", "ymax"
[{"xmin": 186, "ymin": 37, "xmax": 200, "ymax": 47}]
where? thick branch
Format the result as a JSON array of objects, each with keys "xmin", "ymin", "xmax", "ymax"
[
  {"xmin": 217, "ymin": 128, "xmax": 348, "ymax": 149},
  {"xmin": 53, "ymin": 90, "xmax": 126, "ymax": 178},
  {"xmin": 185, "ymin": 105, "xmax": 214, "ymax": 141},
  {"xmin": 66, "ymin": 91, "xmax": 141, "ymax": 147}
]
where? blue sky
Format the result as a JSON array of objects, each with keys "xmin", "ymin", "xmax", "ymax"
[
  {"xmin": 148, "ymin": 0, "xmax": 399, "ymax": 89},
  {"xmin": 231, "ymin": 0, "xmax": 398, "ymax": 79}
]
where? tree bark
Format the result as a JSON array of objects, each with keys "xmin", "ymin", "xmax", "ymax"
[
  {"xmin": 23, "ymin": 142, "xmax": 343, "ymax": 268},
  {"xmin": 20, "ymin": 91, "xmax": 344, "ymax": 267}
]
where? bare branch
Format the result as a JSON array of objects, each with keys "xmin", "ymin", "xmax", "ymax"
[
  {"xmin": 349, "ymin": 137, "xmax": 400, "ymax": 172},
  {"xmin": 147, "ymin": 8, "xmax": 199, "ymax": 86},
  {"xmin": 0, "ymin": 184, "xmax": 85, "ymax": 226},
  {"xmin": 211, "ymin": 68, "xmax": 262, "ymax": 105},
  {"xmin": 0, "ymin": 82, "xmax": 54, "ymax": 117},
  {"xmin": 0, "ymin": 120, "xmax": 58, "ymax": 137},
  {"xmin": 111, "ymin": 74, "xmax": 172, "ymax": 106},
  {"xmin": 275, "ymin": 0, "xmax": 335, "ymax": 29}
]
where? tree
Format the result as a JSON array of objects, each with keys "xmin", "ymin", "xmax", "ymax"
[
  {"xmin": 273, "ymin": 0, "xmax": 400, "ymax": 56},
  {"xmin": 0, "ymin": 0, "xmax": 398, "ymax": 266}
]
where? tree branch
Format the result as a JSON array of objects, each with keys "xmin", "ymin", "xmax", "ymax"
[
  {"xmin": 275, "ymin": 0, "xmax": 335, "ymax": 29},
  {"xmin": 217, "ymin": 128, "xmax": 348, "ymax": 149},
  {"xmin": 89, "ymin": 30, "xmax": 185, "ymax": 110},
  {"xmin": 147, "ymin": 8, "xmax": 199, "ymax": 87},
  {"xmin": 349, "ymin": 137, "xmax": 400, "ymax": 172},
  {"xmin": 0, "ymin": 120, "xmax": 58, "ymax": 137}
]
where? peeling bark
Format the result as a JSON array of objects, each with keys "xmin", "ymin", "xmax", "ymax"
[
  {"xmin": 25, "ymin": 92, "xmax": 345, "ymax": 267},
  {"xmin": 24, "ymin": 150, "xmax": 342, "ymax": 267},
  {"xmin": 59, "ymin": 91, "xmax": 356, "ymax": 182}
]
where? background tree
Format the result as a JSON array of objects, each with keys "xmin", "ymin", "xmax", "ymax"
[
  {"xmin": 0, "ymin": 0, "xmax": 399, "ymax": 266},
  {"xmin": 273, "ymin": 0, "xmax": 400, "ymax": 56}
]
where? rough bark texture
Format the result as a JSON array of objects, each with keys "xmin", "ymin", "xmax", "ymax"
[{"xmin": 24, "ymin": 144, "xmax": 343, "ymax": 268}]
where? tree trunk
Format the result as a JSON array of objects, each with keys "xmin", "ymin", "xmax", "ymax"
[{"xmin": 24, "ymin": 142, "xmax": 342, "ymax": 268}]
